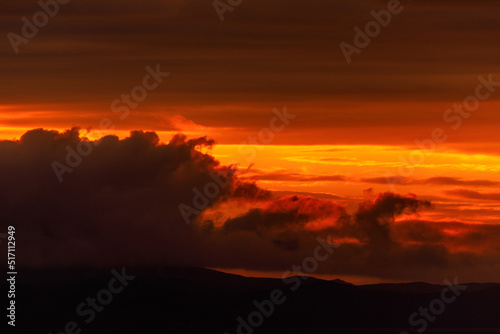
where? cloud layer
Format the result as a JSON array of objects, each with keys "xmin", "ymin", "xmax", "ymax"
[{"xmin": 2, "ymin": 0, "xmax": 500, "ymax": 148}]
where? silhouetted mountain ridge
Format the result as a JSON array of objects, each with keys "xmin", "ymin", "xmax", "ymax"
[{"xmin": 3, "ymin": 266, "xmax": 500, "ymax": 333}]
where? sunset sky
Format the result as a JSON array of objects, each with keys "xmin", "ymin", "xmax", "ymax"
[{"xmin": 2, "ymin": 0, "xmax": 500, "ymax": 284}]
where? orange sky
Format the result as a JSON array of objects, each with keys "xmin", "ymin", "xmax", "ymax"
[{"xmin": 2, "ymin": 0, "xmax": 500, "ymax": 283}]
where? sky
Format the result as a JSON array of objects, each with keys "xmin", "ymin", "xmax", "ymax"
[{"xmin": 1, "ymin": 0, "xmax": 500, "ymax": 284}]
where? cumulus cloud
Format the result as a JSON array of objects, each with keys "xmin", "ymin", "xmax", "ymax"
[{"xmin": 2, "ymin": 128, "xmax": 500, "ymax": 282}]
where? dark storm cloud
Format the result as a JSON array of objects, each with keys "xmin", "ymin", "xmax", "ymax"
[
  {"xmin": 393, "ymin": 220, "xmax": 500, "ymax": 251},
  {"xmin": 0, "ymin": 127, "xmax": 238, "ymax": 266},
  {"xmin": 222, "ymin": 195, "xmax": 347, "ymax": 234},
  {"xmin": 2, "ymin": 128, "xmax": 500, "ymax": 282},
  {"xmin": 350, "ymin": 192, "xmax": 431, "ymax": 251}
]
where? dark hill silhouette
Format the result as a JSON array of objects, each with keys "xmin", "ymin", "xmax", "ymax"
[{"xmin": 2, "ymin": 266, "xmax": 500, "ymax": 333}]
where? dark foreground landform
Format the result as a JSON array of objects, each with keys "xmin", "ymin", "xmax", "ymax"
[{"xmin": 2, "ymin": 266, "xmax": 500, "ymax": 333}]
